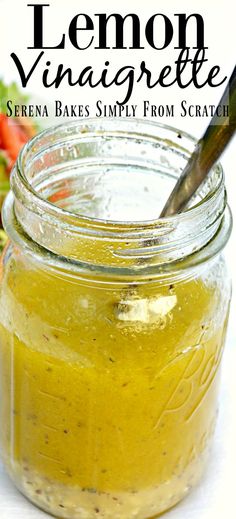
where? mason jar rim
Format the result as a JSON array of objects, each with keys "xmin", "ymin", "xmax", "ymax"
[
  {"xmin": 2, "ymin": 118, "xmax": 232, "ymax": 282},
  {"xmin": 16, "ymin": 118, "xmax": 224, "ymax": 227}
]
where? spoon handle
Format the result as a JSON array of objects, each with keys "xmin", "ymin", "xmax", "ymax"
[{"xmin": 160, "ymin": 65, "xmax": 236, "ymax": 217}]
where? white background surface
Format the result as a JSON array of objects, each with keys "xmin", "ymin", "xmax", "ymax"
[{"xmin": 0, "ymin": 0, "xmax": 235, "ymax": 517}]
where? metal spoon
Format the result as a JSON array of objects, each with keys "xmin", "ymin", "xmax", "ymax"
[{"xmin": 160, "ymin": 65, "xmax": 236, "ymax": 217}]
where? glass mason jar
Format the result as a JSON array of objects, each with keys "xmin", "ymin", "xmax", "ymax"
[{"xmin": 0, "ymin": 119, "xmax": 232, "ymax": 519}]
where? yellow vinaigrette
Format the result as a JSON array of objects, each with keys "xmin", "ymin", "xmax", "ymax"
[{"xmin": 0, "ymin": 250, "xmax": 230, "ymax": 518}]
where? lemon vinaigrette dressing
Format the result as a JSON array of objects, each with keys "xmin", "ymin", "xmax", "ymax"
[{"xmin": 0, "ymin": 120, "xmax": 232, "ymax": 519}]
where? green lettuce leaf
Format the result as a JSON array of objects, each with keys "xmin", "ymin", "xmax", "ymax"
[{"xmin": 0, "ymin": 78, "xmax": 29, "ymax": 113}]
